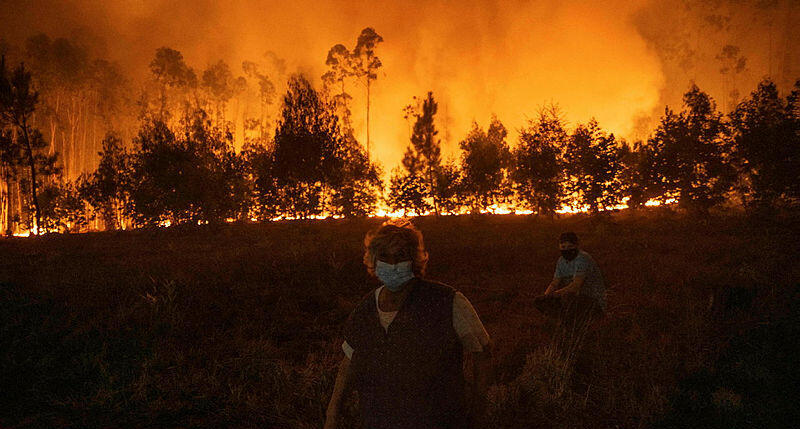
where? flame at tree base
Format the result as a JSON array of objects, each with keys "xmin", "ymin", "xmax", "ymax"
[{"xmin": 5, "ymin": 197, "xmax": 679, "ymax": 237}]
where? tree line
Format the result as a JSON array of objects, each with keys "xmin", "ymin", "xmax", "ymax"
[
  {"xmin": 388, "ymin": 82, "xmax": 800, "ymax": 218},
  {"xmin": 1, "ymin": 29, "xmax": 799, "ymax": 235}
]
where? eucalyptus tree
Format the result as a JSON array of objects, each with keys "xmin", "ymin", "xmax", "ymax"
[
  {"xmin": 242, "ymin": 60, "xmax": 277, "ymax": 142},
  {"xmin": 79, "ymin": 133, "xmax": 133, "ymax": 230},
  {"xmin": 0, "ymin": 58, "xmax": 59, "ymax": 233},
  {"xmin": 201, "ymin": 60, "xmax": 237, "ymax": 129},
  {"xmin": 509, "ymin": 105, "xmax": 568, "ymax": 216},
  {"xmin": 0, "ymin": 126, "xmax": 22, "ymax": 234},
  {"xmin": 563, "ymin": 119, "xmax": 624, "ymax": 213},
  {"xmin": 729, "ymin": 79, "xmax": 800, "ymax": 210},
  {"xmin": 646, "ymin": 85, "xmax": 735, "ymax": 213},
  {"xmin": 322, "ymin": 44, "xmax": 355, "ymax": 125},
  {"xmin": 149, "ymin": 47, "xmax": 197, "ymax": 121},
  {"xmin": 401, "ymin": 91, "xmax": 442, "ymax": 214},
  {"xmin": 352, "ymin": 27, "xmax": 383, "ymax": 158},
  {"xmin": 459, "ymin": 116, "xmax": 511, "ymax": 212},
  {"xmin": 270, "ymin": 74, "xmax": 343, "ymax": 218},
  {"xmin": 129, "ymin": 110, "xmax": 247, "ymax": 226}
]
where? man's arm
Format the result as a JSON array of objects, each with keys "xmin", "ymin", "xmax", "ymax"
[
  {"xmin": 324, "ymin": 356, "xmax": 353, "ymax": 429},
  {"xmin": 554, "ymin": 274, "xmax": 585, "ymax": 296},
  {"xmin": 470, "ymin": 345, "xmax": 492, "ymax": 427},
  {"xmin": 544, "ymin": 277, "xmax": 560, "ymax": 295}
]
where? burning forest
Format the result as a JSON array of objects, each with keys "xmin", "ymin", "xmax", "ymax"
[
  {"xmin": 1, "ymin": 2, "xmax": 800, "ymax": 429},
  {"xmin": 0, "ymin": 0, "xmax": 798, "ymax": 235}
]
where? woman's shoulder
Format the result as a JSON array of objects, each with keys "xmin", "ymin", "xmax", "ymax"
[
  {"xmin": 416, "ymin": 278, "xmax": 457, "ymax": 297},
  {"xmin": 351, "ymin": 287, "xmax": 380, "ymax": 312}
]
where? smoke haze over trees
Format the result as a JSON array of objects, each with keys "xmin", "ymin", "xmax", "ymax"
[
  {"xmin": 1, "ymin": 0, "xmax": 797, "ymax": 167},
  {"xmin": 0, "ymin": 1, "xmax": 799, "ymax": 234}
]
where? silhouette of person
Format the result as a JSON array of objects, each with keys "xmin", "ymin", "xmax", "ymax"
[
  {"xmin": 325, "ymin": 219, "xmax": 491, "ymax": 429},
  {"xmin": 534, "ymin": 231, "xmax": 606, "ymax": 320}
]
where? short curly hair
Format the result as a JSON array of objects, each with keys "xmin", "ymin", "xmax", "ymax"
[{"xmin": 363, "ymin": 220, "xmax": 429, "ymax": 277}]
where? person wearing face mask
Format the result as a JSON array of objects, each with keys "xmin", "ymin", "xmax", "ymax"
[
  {"xmin": 535, "ymin": 232, "xmax": 606, "ymax": 318},
  {"xmin": 324, "ymin": 219, "xmax": 491, "ymax": 429},
  {"xmin": 533, "ymin": 233, "xmax": 606, "ymax": 393}
]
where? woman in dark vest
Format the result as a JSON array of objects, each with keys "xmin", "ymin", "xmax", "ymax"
[{"xmin": 324, "ymin": 219, "xmax": 492, "ymax": 429}]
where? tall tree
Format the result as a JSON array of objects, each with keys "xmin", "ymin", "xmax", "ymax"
[
  {"xmin": 564, "ymin": 119, "xmax": 624, "ymax": 213},
  {"xmin": 403, "ymin": 92, "xmax": 442, "ymax": 214},
  {"xmin": 509, "ymin": 105, "xmax": 567, "ymax": 216},
  {"xmin": 24, "ymin": 34, "xmax": 98, "ymax": 179},
  {"xmin": 459, "ymin": 116, "xmax": 511, "ymax": 212},
  {"xmin": 149, "ymin": 47, "xmax": 197, "ymax": 121},
  {"xmin": 242, "ymin": 60, "xmax": 277, "ymax": 142},
  {"xmin": 352, "ymin": 27, "xmax": 383, "ymax": 159},
  {"xmin": 0, "ymin": 127, "xmax": 23, "ymax": 234},
  {"xmin": 79, "ymin": 133, "xmax": 133, "ymax": 230},
  {"xmin": 617, "ymin": 140, "xmax": 657, "ymax": 210},
  {"xmin": 387, "ymin": 167, "xmax": 431, "ymax": 216},
  {"xmin": 39, "ymin": 178, "xmax": 88, "ymax": 233},
  {"xmin": 433, "ymin": 159, "xmax": 463, "ymax": 215},
  {"xmin": 647, "ymin": 84, "xmax": 735, "ymax": 213},
  {"xmin": 715, "ymin": 44, "xmax": 747, "ymax": 112},
  {"xmin": 0, "ymin": 58, "xmax": 59, "ymax": 233},
  {"xmin": 330, "ymin": 137, "xmax": 382, "ymax": 217},
  {"xmin": 201, "ymin": 60, "xmax": 237, "ymax": 129},
  {"xmin": 271, "ymin": 74, "xmax": 342, "ymax": 218},
  {"xmin": 729, "ymin": 78, "xmax": 800, "ymax": 209},
  {"xmin": 245, "ymin": 142, "xmax": 278, "ymax": 221},
  {"xmin": 129, "ymin": 110, "xmax": 246, "ymax": 226},
  {"xmin": 321, "ymin": 43, "xmax": 354, "ymax": 125}
]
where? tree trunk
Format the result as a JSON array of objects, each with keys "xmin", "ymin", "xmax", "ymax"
[
  {"xmin": 160, "ymin": 83, "xmax": 167, "ymax": 120},
  {"xmin": 428, "ymin": 164, "xmax": 439, "ymax": 216},
  {"xmin": 69, "ymin": 96, "xmax": 78, "ymax": 179},
  {"xmin": 1, "ymin": 166, "xmax": 7, "ymax": 235},
  {"xmin": 80, "ymin": 101, "xmax": 88, "ymax": 176},
  {"xmin": 21, "ymin": 125, "xmax": 42, "ymax": 234},
  {"xmin": 16, "ymin": 179, "xmax": 22, "ymax": 233}
]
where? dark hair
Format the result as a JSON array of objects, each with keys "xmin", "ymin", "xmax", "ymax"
[
  {"xmin": 363, "ymin": 221, "xmax": 428, "ymax": 277},
  {"xmin": 559, "ymin": 232, "xmax": 579, "ymax": 244}
]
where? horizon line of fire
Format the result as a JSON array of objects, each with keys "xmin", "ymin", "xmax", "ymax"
[{"xmin": 12, "ymin": 197, "xmax": 676, "ymax": 238}]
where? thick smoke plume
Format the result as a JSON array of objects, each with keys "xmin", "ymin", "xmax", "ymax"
[{"xmin": 1, "ymin": 0, "xmax": 797, "ymax": 169}]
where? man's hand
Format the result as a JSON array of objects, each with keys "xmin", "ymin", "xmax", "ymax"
[
  {"xmin": 554, "ymin": 274, "xmax": 584, "ymax": 297},
  {"xmin": 323, "ymin": 410, "xmax": 338, "ymax": 429},
  {"xmin": 544, "ymin": 278, "xmax": 560, "ymax": 295},
  {"xmin": 553, "ymin": 287, "xmax": 576, "ymax": 297}
]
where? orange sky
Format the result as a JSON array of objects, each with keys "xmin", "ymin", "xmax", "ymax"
[{"xmin": 1, "ymin": 0, "xmax": 797, "ymax": 171}]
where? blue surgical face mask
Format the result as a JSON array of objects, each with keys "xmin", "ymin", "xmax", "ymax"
[{"xmin": 375, "ymin": 260, "xmax": 414, "ymax": 292}]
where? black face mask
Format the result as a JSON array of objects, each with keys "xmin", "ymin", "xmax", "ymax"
[{"xmin": 561, "ymin": 248, "xmax": 579, "ymax": 261}]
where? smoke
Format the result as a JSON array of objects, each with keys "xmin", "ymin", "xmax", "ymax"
[
  {"xmin": 1, "ymin": 0, "xmax": 797, "ymax": 170},
  {"xmin": 631, "ymin": 0, "xmax": 800, "ymax": 139}
]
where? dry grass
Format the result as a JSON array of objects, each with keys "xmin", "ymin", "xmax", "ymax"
[{"xmin": 0, "ymin": 208, "xmax": 798, "ymax": 428}]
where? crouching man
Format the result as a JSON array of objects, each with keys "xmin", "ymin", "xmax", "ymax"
[
  {"xmin": 324, "ymin": 220, "xmax": 492, "ymax": 429},
  {"xmin": 535, "ymin": 232, "xmax": 606, "ymax": 321}
]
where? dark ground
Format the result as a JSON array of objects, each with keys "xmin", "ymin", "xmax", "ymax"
[{"xmin": 1, "ymin": 209, "xmax": 798, "ymax": 428}]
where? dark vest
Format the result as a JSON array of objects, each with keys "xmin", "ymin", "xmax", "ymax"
[{"xmin": 343, "ymin": 278, "xmax": 466, "ymax": 429}]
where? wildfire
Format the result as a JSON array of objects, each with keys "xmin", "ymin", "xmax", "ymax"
[
  {"xmin": 644, "ymin": 198, "xmax": 678, "ymax": 207},
  {"xmin": 1, "ymin": 196, "xmax": 680, "ymax": 238}
]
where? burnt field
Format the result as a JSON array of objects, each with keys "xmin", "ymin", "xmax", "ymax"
[{"xmin": 1, "ymin": 209, "xmax": 799, "ymax": 428}]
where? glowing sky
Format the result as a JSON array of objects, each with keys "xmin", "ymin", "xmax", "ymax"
[{"xmin": 1, "ymin": 0, "xmax": 797, "ymax": 170}]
